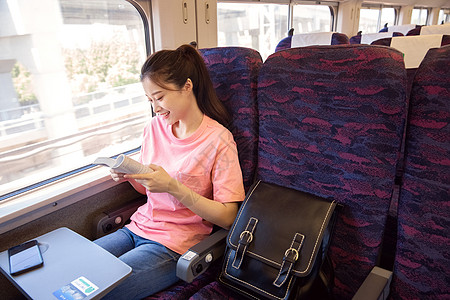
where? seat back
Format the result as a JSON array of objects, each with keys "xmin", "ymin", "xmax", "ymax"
[
  {"xmin": 275, "ymin": 32, "xmax": 349, "ymax": 52},
  {"xmin": 379, "ymin": 24, "xmax": 418, "ymax": 35},
  {"xmin": 199, "ymin": 47, "xmax": 263, "ymax": 192},
  {"xmin": 407, "ymin": 23, "xmax": 450, "ymax": 35},
  {"xmin": 371, "ymin": 34, "xmax": 450, "ymax": 69},
  {"xmin": 391, "ymin": 45, "xmax": 450, "ymax": 299},
  {"xmin": 371, "ymin": 34, "xmax": 450, "ymax": 98},
  {"xmin": 350, "ymin": 32, "xmax": 403, "ymax": 44},
  {"xmin": 256, "ymin": 45, "xmax": 407, "ymax": 299}
]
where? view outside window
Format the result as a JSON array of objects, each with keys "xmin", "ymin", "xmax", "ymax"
[
  {"xmin": 292, "ymin": 5, "xmax": 332, "ymax": 34},
  {"xmin": 359, "ymin": 6, "xmax": 396, "ymax": 33},
  {"xmin": 380, "ymin": 8, "xmax": 396, "ymax": 29},
  {"xmin": 359, "ymin": 8, "xmax": 379, "ymax": 33},
  {"xmin": 217, "ymin": 2, "xmax": 288, "ymax": 60},
  {"xmin": 0, "ymin": 0, "xmax": 148, "ymax": 198},
  {"xmin": 411, "ymin": 8, "xmax": 428, "ymax": 25},
  {"xmin": 438, "ymin": 9, "xmax": 450, "ymax": 24}
]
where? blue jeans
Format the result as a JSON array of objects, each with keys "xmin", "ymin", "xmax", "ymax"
[{"xmin": 94, "ymin": 227, "xmax": 181, "ymax": 300}]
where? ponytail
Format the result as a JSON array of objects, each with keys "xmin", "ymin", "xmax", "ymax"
[{"xmin": 140, "ymin": 44, "xmax": 230, "ymax": 126}]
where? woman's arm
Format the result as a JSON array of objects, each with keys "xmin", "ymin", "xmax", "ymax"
[
  {"xmin": 124, "ymin": 164, "xmax": 239, "ymax": 229},
  {"xmin": 168, "ymin": 179, "xmax": 239, "ymax": 229}
]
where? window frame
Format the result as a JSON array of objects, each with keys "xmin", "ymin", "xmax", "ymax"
[
  {"xmin": 438, "ymin": 8, "xmax": 450, "ymax": 24},
  {"xmin": 289, "ymin": 1, "xmax": 338, "ymax": 33},
  {"xmin": 359, "ymin": 3, "xmax": 400, "ymax": 33},
  {"xmin": 216, "ymin": 0, "xmax": 337, "ymax": 59},
  {"xmin": 217, "ymin": 1, "xmax": 291, "ymax": 60},
  {"xmin": 412, "ymin": 6, "xmax": 430, "ymax": 26},
  {"xmin": 128, "ymin": 0, "xmax": 153, "ymax": 56},
  {"xmin": 217, "ymin": 0, "xmax": 338, "ymax": 35},
  {"xmin": 0, "ymin": 0, "xmax": 152, "ymax": 233}
]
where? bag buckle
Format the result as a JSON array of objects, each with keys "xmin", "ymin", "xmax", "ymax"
[
  {"xmin": 240, "ymin": 230, "xmax": 253, "ymax": 244},
  {"xmin": 284, "ymin": 248, "xmax": 299, "ymax": 262},
  {"xmin": 232, "ymin": 217, "xmax": 258, "ymax": 269},
  {"xmin": 273, "ymin": 233, "xmax": 305, "ymax": 287}
]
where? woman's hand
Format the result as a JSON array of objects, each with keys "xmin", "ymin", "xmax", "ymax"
[
  {"xmin": 124, "ymin": 164, "xmax": 174, "ymax": 193},
  {"xmin": 110, "ymin": 169, "xmax": 127, "ymax": 182},
  {"xmin": 111, "ymin": 168, "xmax": 147, "ymax": 195},
  {"xmin": 125, "ymin": 164, "xmax": 238, "ymax": 229}
]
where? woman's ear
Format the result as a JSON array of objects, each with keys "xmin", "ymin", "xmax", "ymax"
[{"xmin": 184, "ymin": 78, "xmax": 193, "ymax": 92}]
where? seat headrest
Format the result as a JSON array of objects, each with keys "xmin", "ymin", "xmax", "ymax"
[
  {"xmin": 420, "ymin": 23, "xmax": 450, "ymax": 35},
  {"xmin": 361, "ymin": 32, "xmax": 395, "ymax": 44},
  {"xmin": 387, "ymin": 24, "xmax": 417, "ymax": 35},
  {"xmin": 390, "ymin": 34, "xmax": 444, "ymax": 68},
  {"xmin": 291, "ymin": 32, "xmax": 334, "ymax": 47}
]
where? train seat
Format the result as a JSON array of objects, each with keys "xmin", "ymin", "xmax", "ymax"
[
  {"xmin": 199, "ymin": 46, "xmax": 262, "ymax": 193},
  {"xmin": 371, "ymin": 34, "xmax": 450, "ymax": 98},
  {"xmin": 406, "ymin": 23, "xmax": 450, "ymax": 36},
  {"xmin": 275, "ymin": 31, "xmax": 349, "ymax": 52},
  {"xmin": 371, "ymin": 34, "xmax": 450, "ymax": 69},
  {"xmin": 349, "ymin": 31, "xmax": 403, "ymax": 44},
  {"xmin": 417, "ymin": 23, "xmax": 450, "ymax": 35},
  {"xmin": 370, "ymin": 35, "xmax": 450, "ymax": 268},
  {"xmin": 190, "ymin": 44, "xmax": 407, "ymax": 299},
  {"xmin": 390, "ymin": 45, "xmax": 450, "ymax": 299},
  {"xmin": 146, "ymin": 46, "xmax": 263, "ymax": 300},
  {"xmin": 379, "ymin": 24, "xmax": 418, "ymax": 35}
]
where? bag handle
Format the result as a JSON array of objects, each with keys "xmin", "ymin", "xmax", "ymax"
[{"xmin": 232, "ymin": 217, "xmax": 258, "ymax": 269}]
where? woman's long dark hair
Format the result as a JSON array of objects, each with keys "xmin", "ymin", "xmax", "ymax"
[{"xmin": 140, "ymin": 44, "xmax": 230, "ymax": 126}]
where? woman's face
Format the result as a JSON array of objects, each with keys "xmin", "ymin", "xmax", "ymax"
[{"xmin": 142, "ymin": 77, "xmax": 192, "ymax": 126}]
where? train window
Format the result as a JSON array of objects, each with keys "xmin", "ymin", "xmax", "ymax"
[
  {"xmin": 359, "ymin": 7, "xmax": 380, "ymax": 33},
  {"xmin": 217, "ymin": 2, "xmax": 288, "ymax": 60},
  {"xmin": 0, "ymin": 0, "xmax": 149, "ymax": 200},
  {"xmin": 359, "ymin": 4, "xmax": 397, "ymax": 33},
  {"xmin": 438, "ymin": 9, "xmax": 450, "ymax": 24},
  {"xmin": 292, "ymin": 4, "xmax": 335, "ymax": 34},
  {"xmin": 380, "ymin": 7, "xmax": 396, "ymax": 29},
  {"xmin": 411, "ymin": 7, "xmax": 429, "ymax": 25}
]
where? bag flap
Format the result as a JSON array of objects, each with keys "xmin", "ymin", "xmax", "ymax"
[{"xmin": 227, "ymin": 181, "xmax": 336, "ymax": 277}]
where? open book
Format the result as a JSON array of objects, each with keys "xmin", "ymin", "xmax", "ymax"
[{"xmin": 94, "ymin": 154, "xmax": 153, "ymax": 174}]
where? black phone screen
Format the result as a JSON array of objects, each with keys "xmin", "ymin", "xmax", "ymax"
[{"xmin": 8, "ymin": 240, "xmax": 44, "ymax": 276}]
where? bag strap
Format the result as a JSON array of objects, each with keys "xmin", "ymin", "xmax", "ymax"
[
  {"xmin": 232, "ymin": 217, "xmax": 258, "ymax": 269},
  {"xmin": 273, "ymin": 233, "xmax": 305, "ymax": 287}
]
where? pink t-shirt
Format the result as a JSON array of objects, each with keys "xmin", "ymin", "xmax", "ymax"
[{"xmin": 126, "ymin": 115, "xmax": 245, "ymax": 254}]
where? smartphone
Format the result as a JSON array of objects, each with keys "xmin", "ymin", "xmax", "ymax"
[{"xmin": 8, "ymin": 240, "xmax": 44, "ymax": 276}]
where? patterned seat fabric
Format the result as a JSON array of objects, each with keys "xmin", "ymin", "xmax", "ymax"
[
  {"xmin": 191, "ymin": 45, "xmax": 407, "ymax": 299},
  {"xmin": 147, "ymin": 47, "xmax": 262, "ymax": 300},
  {"xmin": 254, "ymin": 45, "xmax": 406, "ymax": 299},
  {"xmin": 390, "ymin": 46, "xmax": 450, "ymax": 299},
  {"xmin": 199, "ymin": 47, "xmax": 263, "ymax": 192},
  {"xmin": 275, "ymin": 32, "xmax": 349, "ymax": 52},
  {"xmin": 371, "ymin": 35, "xmax": 450, "ymax": 99}
]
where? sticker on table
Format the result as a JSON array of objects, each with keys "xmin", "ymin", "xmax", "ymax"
[{"xmin": 53, "ymin": 276, "xmax": 99, "ymax": 299}]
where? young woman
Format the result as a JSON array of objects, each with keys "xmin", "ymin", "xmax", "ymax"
[{"xmin": 94, "ymin": 44, "xmax": 245, "ymax": 299}]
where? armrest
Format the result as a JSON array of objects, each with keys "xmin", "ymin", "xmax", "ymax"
[
  {"xmin": 176, "ymin": 229, "xmax": 228, "ymax": 283},
  {"xmin": 352, "ymin": 266, "xmax": 393, "ymax": 300}
]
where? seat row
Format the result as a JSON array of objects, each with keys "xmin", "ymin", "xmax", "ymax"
[
  {"xmin": 276, "ymin": 30, "xmax": 449, "ymax": 101},
  {"xmin": 275, "ymin": 24, "xmax": 450, "ymax": 50},
  {"xmin": 148, "ymin": 44, "xmax": 449, "ymax": 299},
  {"xmin": 356, "ymin": 23, "xmax": 450, "ymax": 44},
  {"xmin": 380, "ymin": 23, "xmax": 450, "ymax": 36},
  {"xmin": 371, "ymin": 34, "xmax": 450, "ymax": 99}
]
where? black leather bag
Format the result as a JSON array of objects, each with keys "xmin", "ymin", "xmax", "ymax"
[{"xmin": 219, "ymin": 181, "xmax": 338, "ymax": 300}]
